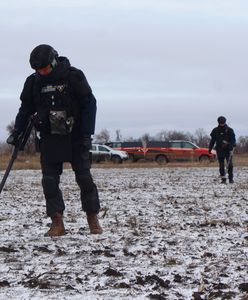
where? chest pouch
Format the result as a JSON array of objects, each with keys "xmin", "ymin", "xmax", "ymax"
[{"xmin": 49, "ymin": 110, "xmax": 74, "ymax": 135}]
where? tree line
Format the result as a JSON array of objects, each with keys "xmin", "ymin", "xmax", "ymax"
[{"xmin": 1, "ymin": 124, "xmax": 248, "ymax": 155}]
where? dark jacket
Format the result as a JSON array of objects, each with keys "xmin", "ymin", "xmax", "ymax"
[
  {"xmin": 13, "ymin": 56, "xmax": 97, "ymax": 162},
  {"xmin": 209, "ymin": 124, "xmax": 236, "ymax": 154}
]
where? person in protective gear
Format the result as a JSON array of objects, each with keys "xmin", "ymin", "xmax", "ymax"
[
  {"xmin": 7, "ymin": 44, "xmax": 102, "ymax": 236},
  {"xmin": 209, "ymin": 116, "xmax": 236, "ymax": 184}
]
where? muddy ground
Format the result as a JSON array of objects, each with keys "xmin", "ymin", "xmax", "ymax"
[{"xmin": 0, "ymin": 167, "xmax": 248, "ymax": 299}]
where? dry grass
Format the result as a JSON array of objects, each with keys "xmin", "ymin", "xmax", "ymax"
[
  {"xmin": 1, "ymin": 153, "xmax": 248, "ymax": 171},
  {"xmin": 0, "ymin": 153, "xmax": 41, "ymax": 171}
]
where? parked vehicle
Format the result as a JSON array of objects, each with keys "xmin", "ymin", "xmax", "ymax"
[
  {"xmin": 106, "ymin": 140, "xmax": 216, "ymax": 164},
  {"xmin": 90, "ymin": 144, "xmax": 128, "ymax": 164}
]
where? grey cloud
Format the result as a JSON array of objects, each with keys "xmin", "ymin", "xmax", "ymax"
[{"xmin": 0, "ymin": 0, "xmax": 247, "ymax": 141}]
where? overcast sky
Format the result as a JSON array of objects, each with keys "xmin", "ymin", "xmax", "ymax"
[{"xmin": 0, "ymin": 0, "xmax": 247, "ymax": 142}]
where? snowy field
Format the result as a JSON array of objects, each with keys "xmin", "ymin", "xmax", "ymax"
[{"xmin": 0, "ymin": 167, "xmax": 248, "ymax": 300}]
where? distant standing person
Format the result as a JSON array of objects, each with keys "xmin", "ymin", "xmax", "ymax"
[
  {"xmin": 6, "ymin": 44, "xmax": 103, "ymax": 236},
  {"xmin": 209, "ymin": 116, "xmax": 236, "ymax": 183}
]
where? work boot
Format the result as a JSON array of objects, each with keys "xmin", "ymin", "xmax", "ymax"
[
  {"xmin": 229, "ymin": 179, "xmax": 234, "ymax": 184},
  {"xmin": 221, "ymin": 178, "xmax": 227, "ymax": 184},
  {"xmin": 45, "ymin": 212, "xmax": 65, "ymax": 237},
  {"xmin": 86, "ymin": 213, "xmax": 103, "ymax": 234}
]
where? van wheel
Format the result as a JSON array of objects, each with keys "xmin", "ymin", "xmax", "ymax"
[
  {"xmin": 156, "ymin": 155, "xmax": 167, "ymax": 164},
  {"xmin": 112, "ymin": 155, "xmax": 122, "ymax": 164}
]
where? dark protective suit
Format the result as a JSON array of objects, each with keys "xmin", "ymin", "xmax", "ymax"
[
  {"xmin": 209, "ymin": 124, "xmax": 236, "ymax": 181},
  {"xmin": 13, "ymin": 56, "xmax": 100, "ymax": 216}
]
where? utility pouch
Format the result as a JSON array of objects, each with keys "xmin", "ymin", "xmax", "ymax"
[{"xmin": 49, "ymin": 110, "xmax": 74, "ymax": 135}]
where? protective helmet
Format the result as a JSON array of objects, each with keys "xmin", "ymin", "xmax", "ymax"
[
  {"xmin": 217, "ymin": 116, "xmax": 226, "ymax": 124},
  {"xmin": 29, "ymin": 44, "xmax": 58, "ymax": 70}
]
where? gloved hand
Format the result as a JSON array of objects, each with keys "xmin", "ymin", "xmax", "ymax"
[
  {"xmin": 6, "ymin": 130, "xmax": 22, "ymax": 146},
  {"xmin": 82, "ymin": 135, "xmax": 92, "ymax": 150},
  {"xmin": 33, "ymin": 114, "xmax": 46, "ymax": 132},
  {"xmin": 208, "ymin": 149, "xmax": 212, "ymax": 154}
]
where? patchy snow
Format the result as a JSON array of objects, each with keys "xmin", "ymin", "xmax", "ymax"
[{"xmin": 0, "ymin": 167, "xmax": 248, "ymax": 300}]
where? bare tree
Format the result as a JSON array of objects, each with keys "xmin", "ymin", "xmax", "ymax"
[
  {"xmin": 155, "ymin": 130, "xmax": 169, "ymax": 141},
  {"xmin": 141, "ymin": 133, "xmax": 150, "ymax": 148},
  {"xmin": 6, "ymin": 121, "xmax": 15, "ymax": 135},
  {"xmin": 125, "ymin": 136, "xmax": 136, "ymax": 142},
  {"xmin": 165, "ymin": 130, "xmax": 192, "ymax": 141},
  {"xmin": 94, "ymin": 129, "xmax": 110, "ymax": 144},
  {"xmin": 193, "ymin": 128, "xmax": 210, "ymax": 147},
  {"xmin": 236, "ymin": 136, "xmax": 248, "ymax": 154},
  {"xmin": 115, "ymin": 129, "xmax": 122, "ymax": 142}
]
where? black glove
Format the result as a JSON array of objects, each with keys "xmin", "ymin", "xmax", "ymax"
[
  {"xmin": 82, "ymin": 135, "xmax": 92, "ymax": 151},
  {"xmin": 208, "ymin": 149, "xmax": 212, "ymax": 154},
  {"xmin": 6, "ymin": 130, "xmax": 22, "ymax": 146},
  {"xmin": 33, "ymin": 114, "xmax": 49, "ymax": 133}
]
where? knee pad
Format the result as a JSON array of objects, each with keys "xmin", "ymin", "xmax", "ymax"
[{"xmin": 42, "ymin": 176, "xmax": 59, "ymax": 197}]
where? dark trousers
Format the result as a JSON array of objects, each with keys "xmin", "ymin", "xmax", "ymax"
[
  {"xmin": 217, "ymin": 151, "xmax": 233, "ymax": 180},
  {"xmin": 41, "ymin": 147, "xmax": 100, "ymax": 217}
]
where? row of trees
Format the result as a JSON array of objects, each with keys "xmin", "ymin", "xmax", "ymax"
[{"xmin": 1, "ymin": 125, "xmax": 248, "ymax": 155}]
